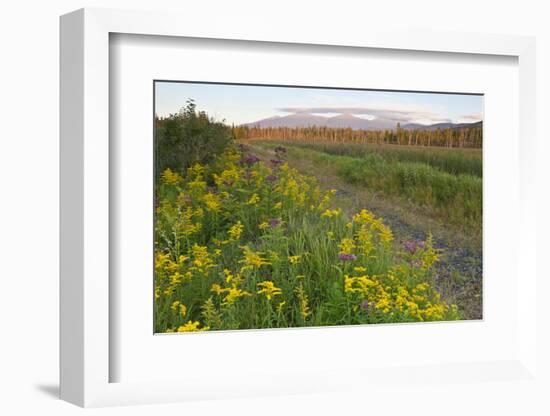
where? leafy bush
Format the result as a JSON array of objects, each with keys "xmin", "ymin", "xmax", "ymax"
[{"xmin": 155, "ymin": 100, "xmax": 234, "ymax": 179}]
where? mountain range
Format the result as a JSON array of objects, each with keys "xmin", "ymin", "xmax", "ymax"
[{"xmin": 244, "ymin": 113, "xmax": 481, "ymax": 131}]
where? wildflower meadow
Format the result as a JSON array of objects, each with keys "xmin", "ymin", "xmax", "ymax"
[{"xmin": 154, "ymin": 103, "xmax": 462, "ymax": 332}]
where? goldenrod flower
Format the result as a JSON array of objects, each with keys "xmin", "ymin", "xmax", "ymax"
[
  {"xmin": 288, "ymin": 255, "xmax": 301, "ymax": 265},
  {"xmin": 338, "ymin": 238, "xmax": 356, "ymax": 255},
  {"xmin": 190, "ymin": 244, "xmax": 214, "ymax": 274},
  {"xmin": 257, "ymin": 281, "xmax": 282, "ymax": 300},
  {"xmin": 321, "ymin": 208, "xmax": 341, "ymax": 218},
  {"xmin": 228, "ymin": 221, "xmax": 244, "ymax": 241},
  {"xmin": 203, "ymin": 192, "xmax": 221, "ymax": 212},
  {"xmin": 177, "ymin": 321, "xmax": 208, "ymax": 332},
  {"xmin": 247, "ymin": 193, "xmax": 260, "ymax": 205},
  {"xmin": 294, "ymin": 284, "xmax": 311, "ymax": 321},
  {"xmin": 222, "ymin": 286, "xmax": 251, "ymax": 306},
  {"xmin": 240, "ymin": 246, "xmax": 270, "ymax": 271},
  {"xmin": 161, "ymin": 168, "xmax": 182, "ymax": 185}
]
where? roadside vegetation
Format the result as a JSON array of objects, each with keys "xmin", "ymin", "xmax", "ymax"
[
  {"xmin": 274, "ymin": 141, "xmax": 482, "ymax": 177},
  {"xmin": 253, "ymin": 141, "xmax": 482, "ymax": 231},
  {"xmin": 154, "ymin": 104, "xmax": 462, "ymax": 332}
]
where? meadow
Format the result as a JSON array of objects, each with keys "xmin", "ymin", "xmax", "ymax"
[
  {"xmin": 154, "ymin": 103, "xmax": 465, "ymax": 332},
  {"xmin": 252, "ymin": 141, "xmax": 483, "ymax": 231},
  {"xmin": 275, "ymin": 141, "xmax": 482, "ymax": 177}
]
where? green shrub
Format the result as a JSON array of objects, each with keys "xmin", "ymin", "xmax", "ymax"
[{"xmin": 155, "ymin": 100, "xmax": 234, "ymax": 179}]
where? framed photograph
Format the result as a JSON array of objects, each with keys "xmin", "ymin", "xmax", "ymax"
[
  {"xmin": 152, "ymin": 81, "xmax": 482, "ymax": 334},
  {"xmin": 60, "ymin": 8, "xmax": 539, "ymax": 408}
]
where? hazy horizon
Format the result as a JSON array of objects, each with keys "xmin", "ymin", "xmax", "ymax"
[{"xmin": 155, "ymin": 81, "xmax": 483, "ymax": 129}]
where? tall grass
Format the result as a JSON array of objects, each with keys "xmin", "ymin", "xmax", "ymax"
[
  {"xmin": 275, "ymin": 141, "xmax": 482, "ymax": 177},
  {"xmin": 259, "ymin": 144, "xmax": 482, "ymax": 230},
  {"xmin": 154, "ymin": 146, "xmax": 460, "ymax": 332}
]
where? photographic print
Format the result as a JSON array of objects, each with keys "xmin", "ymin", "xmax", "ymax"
[{"xmin": 154, "ymin": 81, "xmax": 483, "ymax": 333}]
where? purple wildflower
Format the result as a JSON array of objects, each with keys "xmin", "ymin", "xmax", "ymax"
[
  {"xmin": 270, "ymin": 159, "xmax": 283, "ymax": 166},
  {"xmin": 268, "ymin": 218, "xmax": 281, "ymax": 228},
  {"xmin": 360, "ymin": 299, "xmax": 369, "ymax": 311},
  {"xmin": 274, "ymin": 146, "xmax": 287, "ymax": 154},
  {"xmin": 266, "ymin": 174, "xmax": 278, "ymax": 182},
  {"xmin": 338, "ymin": 253, "xmax": 357, "ymax": 262},
  {"xmin": 403, "ymin": 239, "xmax": 426, "ymax": 254},
  {"xmin": 239, "ymin": 154, "xmax": 260, "ymax": 167}
]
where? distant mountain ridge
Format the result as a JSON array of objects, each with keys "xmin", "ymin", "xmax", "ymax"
[
  {"xmin": 402, "ymin": 121, "xmax": 483, "ymax": 131},
  {"xmin": 244, "ymin": 113, "xmax": 481, "ymax": 131}
]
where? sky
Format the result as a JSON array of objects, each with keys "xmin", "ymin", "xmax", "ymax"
[{"xmin": 155, "ymin": 81, "xmax": 483, "ymax": 126}]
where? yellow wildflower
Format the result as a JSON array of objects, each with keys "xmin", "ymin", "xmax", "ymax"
[
  {"xmin": 177, "ymin": 321, "xmax": 208, "ymax": 332},
  {"xmin": 161, "ymin": 168, "xmax": 182, "ymax": 185},
  {"xmin": 353, "ymin": 209, "xmax": 375, "ymax": 225},
  {"xmin": 211, "ymin": 283, "xmax": 225, "ymax": 295},
  {"xmin": 171, "ymin": 301, "xmax": 187, "ymax": 317},
  {"xmin": 228, "ymin": 221, "xmax": 244, "ymax": 241},
  {"xmin": 240, "ymin": 246, "xmax": 270, "ymax": 271},
  {"xmin": 421, "ymin": 233, "xmax": 439, "ymax": 270},
  {"xmin": 295, "ymin": 284, "xmax": 311, "ymax": 321},
  {"xmin": 288, "ymin": 255, "xmax": 301, "ymax": 265},
  {"xmin": 187, "ymin": 179, "xmax": 207, "ymax": 192},
  {"xmin": 247, "ymin": 193, "xmax": 260, "ymax": 205},
  {"xmin": 338, "ymin": 238, "xmax": 356, "ymax": 255},
  {"xmin": 222, "ymin": 286, "xmax": 251, "ymax": 306},
  {"xmin": 187, "ymin": 163, "xmax": 205, "ymax": 179},
  {"xmin": 223, "ymin": 269, "xmax": 244, "ymax": 286},
  {"xmin": 321, "ymin": 208, "xmax": 341, "ymax": 218},
  {"xmin": 190, "ymin": 244, "xmax": 214, "ymax": 274},
  {"xmin": 257, "ymin": 281, "xmax": 282, "ymax": 300},
  {"xmin": 203, "ymin": 192, "xmax": 221, "ymax": 212},
  {"xmin": 258, "ymin": 222, "xmax": 269, "ymax": 230},
  {"xmin": 375, "ymin": 222, "xmax": 393, "ymax": 244}
]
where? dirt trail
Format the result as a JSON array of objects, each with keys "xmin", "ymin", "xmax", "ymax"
[{"xmin": 248, "ymin": 142, "xmax": 482, "ymax": 320}]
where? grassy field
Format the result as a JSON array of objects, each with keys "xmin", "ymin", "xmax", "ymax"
[
  {"xmin": 253, "ymin": 141, "xmax": 482, "ymax": 233},
  {"xmin": 279, "ymin": 141, "xmax": 482, "ymax": 177}
]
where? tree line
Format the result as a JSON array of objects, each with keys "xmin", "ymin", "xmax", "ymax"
[{"xmin": 233, "ymin": 123, "xmax": 482, "ymax": 148}]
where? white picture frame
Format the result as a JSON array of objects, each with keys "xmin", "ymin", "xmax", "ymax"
[{"xmin": 60, "ymin": 7, "xmax": 539, "ymax": 408}]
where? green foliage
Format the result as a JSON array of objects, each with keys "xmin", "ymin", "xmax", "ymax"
[
  {"xmin": 155, "ymin": 100, "xmax": 234, "ymax": 179},
  {"xmin": 276, "ymin": 141, "xmax": 482, "ymax": 177},
  {"xmin": 261, "ymin": 143, "xmax": 482, "ymax": 230},
  {"xmin": 154, "ymin": 146, "xmax": 459, "ymax": 332}
]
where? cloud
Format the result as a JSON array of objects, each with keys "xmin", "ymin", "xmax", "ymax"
[
  {"xmin": 461, "ymin": 112, "xmax": 483, "ymax": 121},
  {"xmin": 310, "ymin": 112, "xmax": 343, "ymax": 118},
  {"xmin": 277, "ymin": 106, "xmax": 450, "ymax": 124},
  {"xmin": 451, "ymin": 112, "xmax": 483, "ymax": 124}
]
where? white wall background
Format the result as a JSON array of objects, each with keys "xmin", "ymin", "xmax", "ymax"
[{"xmin": 0, "ymin": 1, "xmax": 548, "ymax": 415}]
